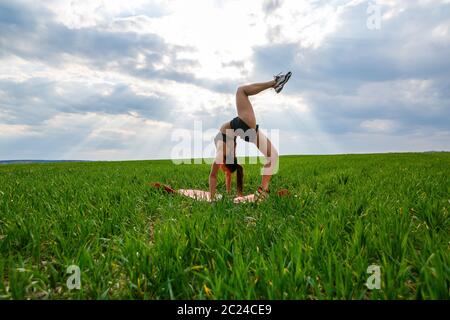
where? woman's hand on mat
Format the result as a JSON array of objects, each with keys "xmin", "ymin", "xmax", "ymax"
[{"xmin": 233, "ymin": 194, "xmax": 256, "ymax": 204}]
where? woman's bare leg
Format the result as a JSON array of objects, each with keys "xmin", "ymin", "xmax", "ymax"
[
  {"xmin": 255, "ymin": 130, "xmax": 279, "ymax": 191},
  {"xmin": 236, "ymin": 80, "xmax": 276, "ymax": 128},
  {"xmin": 239, "ymin": 80, "xmax": 277, "ymax": 96},
  {"xmin": 234, "ymin": 80, "xmax": 279, "ymax": 191}
]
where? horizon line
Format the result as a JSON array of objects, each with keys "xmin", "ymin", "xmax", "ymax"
[{"xmin": 1, "ymin": 150, "xmax": 449, "ymax": 163}]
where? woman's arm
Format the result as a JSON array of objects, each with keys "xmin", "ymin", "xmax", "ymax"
[
  {"xmin": 255, "ymin": 130, "xmax": 278, "ymax": 191},
  {"xmin": 209, "ymin": 161, "xmax": 220, "ymax": 199},
  {"xmin": 225, "ymin": 172, "xmax": 232, "ymax": 193}
]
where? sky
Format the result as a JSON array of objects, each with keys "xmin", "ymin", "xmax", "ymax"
[{"xmin": 0, "ymin": 0, "xmax": 449, "ymax": 160}]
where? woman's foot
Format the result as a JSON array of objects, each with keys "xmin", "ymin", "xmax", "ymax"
[
  {"xmin": 255, "ymin": 185, "xmax": 270, "ymax": 202},
  {"xmin": 273, "ymin": 71, "xmax": 292, "ymax": 93}
]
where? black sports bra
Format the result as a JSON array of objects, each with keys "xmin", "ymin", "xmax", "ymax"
[{"xmin": 214, "ymin": 132, "xmax": 236, "ymax": 145}]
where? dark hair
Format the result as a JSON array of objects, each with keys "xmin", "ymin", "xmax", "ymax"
[
  {"xmin": 236, "ymin": 164, "xmax": 243, "ymax": 194},
  {"xmin": 225, "ymin": 158, "xmax": 243, "ymax": 194},
  {"xmin": 225, "ymin": 157, "xmax": 238, "ymax": 173},
  {"xmin": 218, "ymin": 135, "xmax": 244, "ymax": 194}
]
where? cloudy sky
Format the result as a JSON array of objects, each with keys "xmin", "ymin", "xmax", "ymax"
[{"xmin": 1, "ymin": 0, "xmax": 449, "ymax": 160}]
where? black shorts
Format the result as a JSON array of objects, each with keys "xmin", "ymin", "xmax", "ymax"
[{"xmin": 230, "ymin": 117, "xmax": 259, "ymax": 142}]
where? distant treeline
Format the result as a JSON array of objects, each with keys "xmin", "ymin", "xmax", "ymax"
[{"xmin": 0, "ymin": 160, "xmax": 91, "ymax": 164}]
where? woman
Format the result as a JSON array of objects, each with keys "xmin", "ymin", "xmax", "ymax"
[{"xmin": 209, "ymin": 72, "xmax": 292, "ymax": 200}]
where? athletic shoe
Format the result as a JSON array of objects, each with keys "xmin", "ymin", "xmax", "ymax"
[
  {"xmin": 255, "ymin": 185, "xmax": 270, "ymax": 202},
  {"xmin": 273, "ymin": 71, "xmax": 292, "ymax": 93}
]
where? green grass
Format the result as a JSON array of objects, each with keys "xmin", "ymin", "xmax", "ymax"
[{"xmin": 0, "ymin": 153, "xmax": 449, "ymax": 299}]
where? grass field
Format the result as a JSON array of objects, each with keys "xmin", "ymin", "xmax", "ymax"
[{"xmin": 0, "ymin": 153, "xmax": 449, "ymax": 300}]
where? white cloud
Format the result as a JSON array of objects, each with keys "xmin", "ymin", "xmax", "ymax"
[
  {"xmin": 0, "ymin": 123, "xmax": 40, "ymax": 138},
  {"xmin": 42, "ymin": 0, "xmax": 156, "ymax": 29},
  {"xmin": 264, "ymin": 0, "xmax": 343, "ymax": 48},
  {"xmin": 360, "ymin": 119, "xmax": 397, "ymax": 132},
  {"xmin": 93, "ymin": 0, "xmax": 347, "ymax": 79},
  {"xmin": 1, "ymin": 0, "xmax": 450, "ymax": 160},
  {"xmin": 432, "ymin": 21, "xmax": 450, "ymax": 41},
  {"xmin": 16, "ymin": 112, "xmax": 175, "ymax": 160}
]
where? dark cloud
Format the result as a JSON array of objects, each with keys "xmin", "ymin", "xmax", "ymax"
[
  {"xmin": 0, "ymin": 123, "xmax": 96, "ymax": 159},
  {"xmin": 69, "ymin": 84, "xmax": 172, "ymax": 119},
  {"xmin": 256, "ymin": 2, "xmax": 450, "ymax": 83},
  {"xmin": 0, "ymin": 0, "xmax": 200, "ymax": 127},
  {"xmin": 0, "ymin": 1, "xmax": 204, "ymax": 84},
  {"xmin": 0, "ymin": 124, "xmax": 131, "ymax": 159},
  {"xmin": 0, "ymin": 77, "xmax": 175, "ymax": 125},
  {"xmin": 1, "ymin": 0, "xmax": 450, "ymax": 159},
  {"xmin": 0, "ymin": 0, "xmax": 243, "ymax": 100},
  {"xmin": 251, "ymin": 1, "xmax": 450, "ymax": 135}
]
